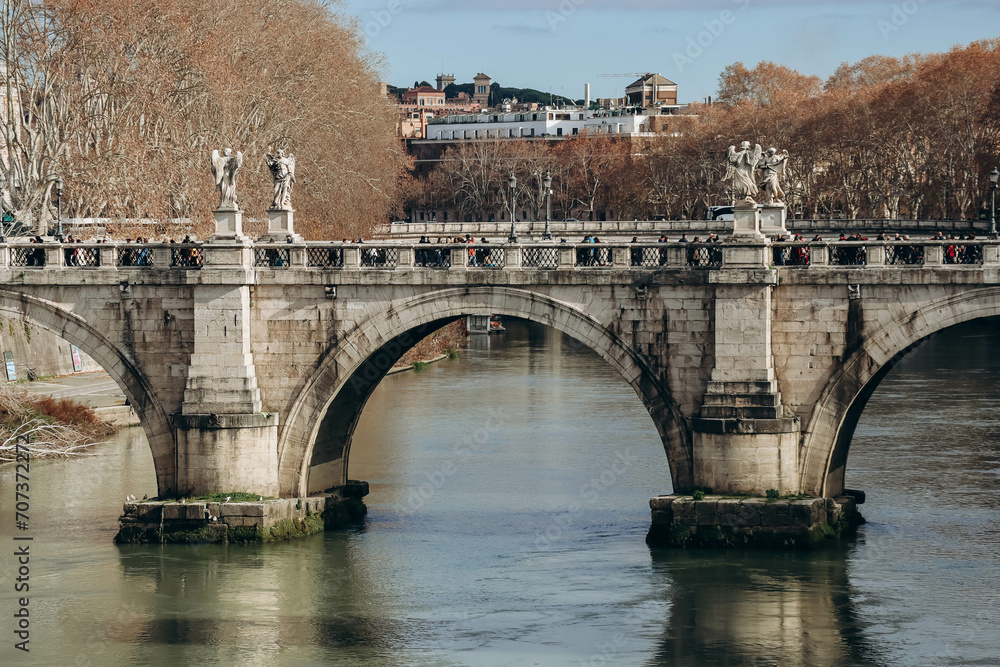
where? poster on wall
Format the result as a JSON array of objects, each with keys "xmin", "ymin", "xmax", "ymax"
[
  {"xmin": 71, "ymin": 344, "xmax": 83, "ymax": 372},
  {"xmin": 4, "ymin": 351, "xmax": 15, "ymax": 381}
]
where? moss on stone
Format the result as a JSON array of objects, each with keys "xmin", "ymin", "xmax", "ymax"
[
  {"xmin": 667, "ymin": 523, "xmax": 692, "ymax": 547},
  {"xmin": 648, "ymin": 501, "xmax": 866, "ymax": 551},
  {"xmin": 261, "ymin": 513, "xmax": 326, "ymax": 542},
  {"xmin": 322, "ymin": 498, "xmax": 367, "ymax": 528},
  {"xmin": 230, "ymin": 526, "xmax": 264, "ymax": 543},
  {"xmin": 115, "ymin": 498, "xmax": 369, "ymax": 545},
  {"xmin": 114, "ymin": 525, "xmax": 159, "ymax": 544}
]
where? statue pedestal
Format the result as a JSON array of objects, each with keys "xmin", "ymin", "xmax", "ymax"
[
  {"xmin": 260, "ymin": 209, "xmax": 303, "ymax": 243},
  {"xmin": 760, "ymin": 204, "xmax": 788, "ymax": 237},
  {"xmin": 731, "ymin": 203, "xmax": 763, "ymax": 239},
  {"xmin": 211, "ymin": 209, "xmax": 248, "ymax": 243}
]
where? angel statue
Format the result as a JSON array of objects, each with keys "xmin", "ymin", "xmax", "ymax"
[
  {"xmin": 265, "ymin": 149, "xmax": 296, "ymax": 210},
  {"xmin": 211, "ymin": 148, "xmax": 243, "ymax": 210},
  {"xmin": 723, "ymin": 141, "xmax": 763, "ymax": 204},
  {"xmin": 758, "ymin": 147, "xmax": 790, "ymax": 205}
]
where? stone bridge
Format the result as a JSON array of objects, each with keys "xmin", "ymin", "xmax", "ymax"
[{"xmin": 1, "ymin": 233, "xmax": 997, "ymax": 504}]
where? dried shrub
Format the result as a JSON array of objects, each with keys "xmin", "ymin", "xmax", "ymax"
[{"xmin": 0, "ymin": 384, "xmax": 113, "ymax": 462}]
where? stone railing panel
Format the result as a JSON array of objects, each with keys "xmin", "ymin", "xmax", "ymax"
[{"xmin": 3, "ymin": 239, "xmax": 998, "ymax": 275}]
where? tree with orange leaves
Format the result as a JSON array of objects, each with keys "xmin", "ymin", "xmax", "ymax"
[{"xmin": 1, "ymin": 0, "xmax": 408, "ymax": 239}]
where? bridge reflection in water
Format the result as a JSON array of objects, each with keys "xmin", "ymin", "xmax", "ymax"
[{"xmin": 650, "ymin": 551, "xmax": 884, "ymax": 667}]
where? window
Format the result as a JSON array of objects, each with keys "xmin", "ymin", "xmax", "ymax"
[
  {"xmin": 557, "ymin": 128, "xmax": 563, "ymax": 136},
  {"xmin": 572, "ymin": 128, "xmax": 579, "ymax": 135}
]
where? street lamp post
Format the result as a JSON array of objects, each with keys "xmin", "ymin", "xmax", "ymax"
[
  {"xmin": 542, "ymin": 170, "xmax": 553, "ymax": 241},
  {"xmin": 508, "ymin": 172, "xmax": 518, "ymax": 243},
  {"xmin": 990, "ymin": 167, "xmax": 999, "ymax": 239},
  {"xmin": 56, "ymin": 176, "xmax": 63, "ymax": 238}
]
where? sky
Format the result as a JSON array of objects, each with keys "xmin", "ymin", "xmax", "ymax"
[{"xmin": 340, "ymin": 0, "xmax": 999, "ymax": 103}]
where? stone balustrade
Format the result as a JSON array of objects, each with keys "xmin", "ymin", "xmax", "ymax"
[{"xmin": 1, "ymin": 239, "xmax": 997, "ymax": 272}]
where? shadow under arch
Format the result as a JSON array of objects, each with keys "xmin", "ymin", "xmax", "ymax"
[
  {"xmin": 277, "ymin": 286, "xmax": 690, "ymax": 498},
  {"xmin": 0, "ymin": 289, "xmax": 175, "ymax": 494},
  {"xmin": 800, "ymin": 287, "xmax": 1000, "ymax": 497}
]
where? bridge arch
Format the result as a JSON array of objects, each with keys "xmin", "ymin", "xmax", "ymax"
[
  {"xmin": 277, "ymin": 286, "xmax": 690, "ymax": 498},
  {"xmin": 0, "ymin": 289, "xmax": 175, "ymax": 494},
  {"xmin": 800, "ymin": 287, "xmax": 1000, "ymax": 497}
]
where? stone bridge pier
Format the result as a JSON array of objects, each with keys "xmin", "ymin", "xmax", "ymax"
[
  {"xmin": 692, "ymin": 265, "xmax": 801, "ymax": 496},
  {"xmin": 172, "ymin": 243, "xmax": 280, "ymax": 498}
]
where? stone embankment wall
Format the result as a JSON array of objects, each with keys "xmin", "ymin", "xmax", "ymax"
[{"xmin": 0, "ymin": 316, "xmax": 102, "ymax": 381}]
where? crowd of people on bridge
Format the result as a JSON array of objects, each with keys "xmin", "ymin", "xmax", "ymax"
[
  {"xmin": 14, "ymin": 226, "xmax": 989, "ymax": 272},
  {"xmin": 413, "ymin": 234, "xmax": 501, "ymax": 268}
]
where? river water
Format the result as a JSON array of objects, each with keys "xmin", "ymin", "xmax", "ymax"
[{"xmin": 1, "ymin": 319, "xmax": 998, "ymax": 666}]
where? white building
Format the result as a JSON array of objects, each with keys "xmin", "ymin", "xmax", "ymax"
[{"xmin": 423, "ymin": 106, "xmax": 678, "ymax": 142}]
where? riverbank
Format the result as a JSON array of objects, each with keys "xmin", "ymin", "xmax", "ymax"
[
  {"xmin": 388, "ymin": 353, "xmax": 449, "ymax": 375},
  {"xmin": 0, "ymin": 382, "xmax": 116, "ymax": 462},
  {"xmin": 389, "ymin": 319, "xmax": 468, "ymax": 374}
]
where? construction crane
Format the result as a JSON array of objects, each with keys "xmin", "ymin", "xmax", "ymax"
[{"xmin": 596, "ymin": 73, "xmax": 656, "ymax": 107}]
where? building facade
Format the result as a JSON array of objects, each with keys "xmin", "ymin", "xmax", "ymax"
[
  {"xmin": 423, "ymin": 106, "xmax": 679, "ymax": 142},
  {"xmin": 401, "ymin": 86, "xmax": 446, "ymax": 107},
  {"xmin": 473, "ymin": 73, "xmax": 492, "ymax": 107},
  {"xmin": 625, "ymin": 73, "xmax": 678, "ymax": 108},
  {"xmin": 436, "ymin": 73, "xmax": 456, "ymax": 92}
]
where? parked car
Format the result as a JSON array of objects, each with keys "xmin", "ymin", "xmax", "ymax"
[{"xmin": 706, "ymin": 206, "xmax": 734, "ymax": 222}]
